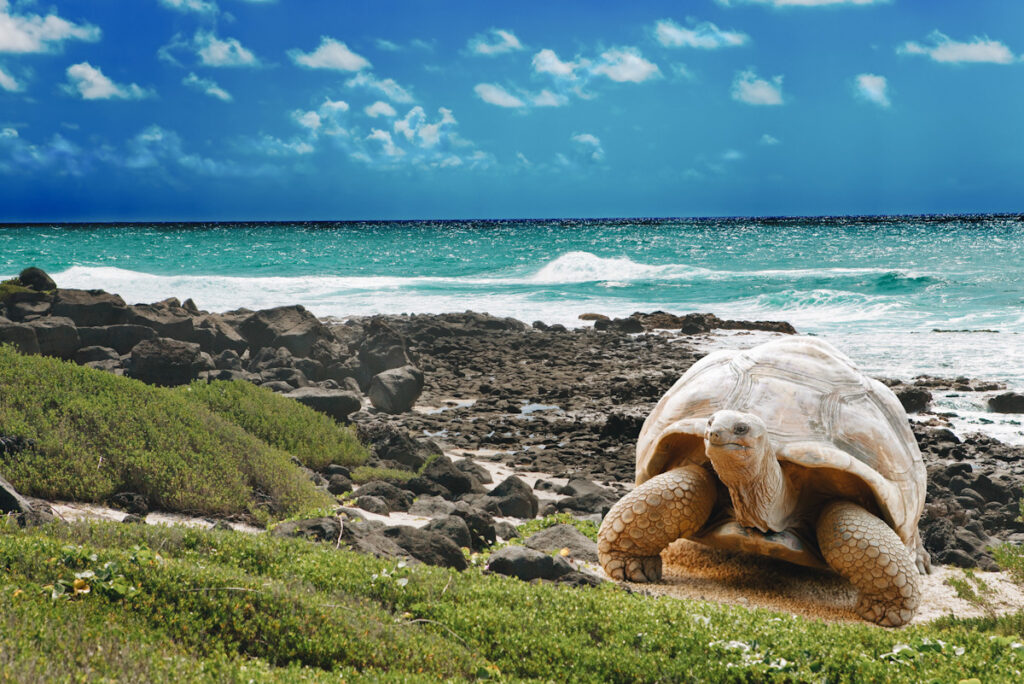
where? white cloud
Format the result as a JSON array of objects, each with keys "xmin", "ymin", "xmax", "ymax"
[
  {"xmin": 654, "ymin": 20, "xmax": 749, "ymax": 49},
  {"xmin": 591, "ymin": 47, "xmax": 661, "ymax": 83},
  {"xmin": 195, "ymin": 31, "xmax": 259, "ymax": 67},
  {"xmin": 290, "ymin": 37, "xmax": 371, "ymax": 71},
  {"xmin": 123, "ymin": 125, "xmax": 274, "ymax": 176},
  {"xmin": 532, "ymin": 48, "xmax": 580, "ymax": 78},
  {"xmin": 468, "ymin": 28, "xmax": 523, "ymax": 56},
  {"xmin": 731, "ymin": 69, "xmax": 783, "ymax": 105},
  {"xmin": 345, "ymin": 72, "xmax": 413, "ymax": 103},
  {"xmin": 474, "ymin": 83, "xmax": 525, "ymax": 108},
  {"xmin": 722, "ymin": 149, "xmax": 744, "ymax": 161},
  {"xmin": 671, "ymin": 63, "xmax": 695, "ymax": 80},
  {"xmin": 716, "ymin": 0, "xmax": 889, "ymax": 6},
  {"xmin": 853, "ymin": 73, "xmax": 889, "ymax": 107},
  {"xmin": 0, "ymin": 127, "xmax": 86, "ymax": 175},
  {"xmin": 531, "ymin": 89, "xmax": 568, "ymax": 107},
  {"xmin": 375, "ymin": 39, "xmax": 400, "ymax": 52},
  {"xmin": 291, "ymin": 98, "xmax": 349, "ymax": 137},
  {"xmin": 292, "ymin": 110, "xmax": 321, "ymax": 131},
  {"xmin": 394, "ymin": 106, "xmax": 457, "ymax": 148},
  {"xmin": 0, "ymin": 64, "xmax": 20, "ymax": 91},
  {"xmin": 182, "ymin": 72, "xmax": 232, "ymax": 101},
  {"xmin": 252, "ymin": 134, "xmax": 314, "ymax": 157},
  {"xmin": 571, "ymin": 133, "xmax": 604, "ymax": 162},
  {"xmin": 365, "ymin": 100, "xmax": 397, "ymax": 118},
  {"xmin": 159, "ymin": 0, "xmax": 218, "ymax": 14},
  {"xmin": 367, "ymin": 128, "xmax": 403, "ymax": 157},
  {"xmin": 760, "ymin": 133, "xmax": 780, "ymax": 145},
  {"xmin": 898, "ymin": 31, "xmax": 1015, "ymax": 65},
  {"xmin": 0, "ymin": 0, "xmax": 100, "ymax": 54},
  {"xmin": 63, "ymin": 62, "xmax": 153, "ymax": 100}
]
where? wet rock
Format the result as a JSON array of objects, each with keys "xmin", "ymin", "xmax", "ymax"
[
  {"xmin": 382, "ymin": 526, "xmax": 468, "ymax": 570},
  {"xmin": 368, "ymin": 365, "xmax": 424, "ymax": 414},
  {"xmin": 486, "ymin": 545, "xmax": 573, "ymax": 581},
  {"xmin": 988, "ymin": 392, "xmax": 1024, "ymax": 413},
  {"xmin": 286, "ymin": 387, "xmax": 361, "ymax": 422},
  {"xmin": 129, "ymin": 337, "xmax": 204, "ymax": 386},
  {"xmin": 523, "ymin": 524, "xmax": 599, "ymax": 563}
]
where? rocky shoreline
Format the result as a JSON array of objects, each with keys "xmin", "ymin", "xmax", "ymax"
[{"xmin": 1, "ymin": 267, "xmax": 1022, "ymax": 575}]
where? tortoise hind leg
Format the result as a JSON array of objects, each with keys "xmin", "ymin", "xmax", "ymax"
[
  {"xmin": 816, "ymin": 501, "xmax": 920, "ymax": 627},
  {"xmin": 598, "ymin": 465, "xmax": 716, "ymax": 582}
]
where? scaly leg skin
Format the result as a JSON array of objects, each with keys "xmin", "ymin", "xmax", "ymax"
[
  {"xmin": 598, "ymin": 465, "xmax": 716, "ymax": 582},
  {"xmin": 816, "ymin": 501, "xmax": 920, "ymax": 627}
]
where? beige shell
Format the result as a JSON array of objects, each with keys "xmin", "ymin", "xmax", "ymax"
[{"xmin": 636, "ymin": 336, "xmax": 926, "ymax": 559}]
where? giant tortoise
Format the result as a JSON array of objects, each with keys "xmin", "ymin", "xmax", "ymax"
[{"xmin": 597, "ymin": 336, "xmax": 930, "ymax": 626}]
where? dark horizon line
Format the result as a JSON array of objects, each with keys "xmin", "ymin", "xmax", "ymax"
[{"xmin": 2, "ymin": 211, "xmax": 1023, "ymax": 227}]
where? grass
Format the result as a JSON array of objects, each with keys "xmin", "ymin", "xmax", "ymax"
[
  {"xmin": 1, "ymin": 520, "xmax": 1023, "ymax": 682},
  {"xmin": 351, "ymin": 466, "xmax": 414, "ymax": 485},
  {"xmin": 178, "ymin": 380, "xmax": 369, "ymax": 470},
  {"xmin": 513, "ymin": 512, "xmax": 600, "ymax": 542},
  {"xmin": 0, "ymin": 345, "xmax": 334, "ymax": 523}
]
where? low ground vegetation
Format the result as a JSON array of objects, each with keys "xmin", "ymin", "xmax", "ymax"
[{"xmin": 0, "ymin": 521, "xmax": 1022, "ymax": 682}]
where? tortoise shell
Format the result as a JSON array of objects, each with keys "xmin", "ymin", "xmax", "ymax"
[{"xmin": 636, "ymin": 336, "xmax": 926, "ymax": 565}]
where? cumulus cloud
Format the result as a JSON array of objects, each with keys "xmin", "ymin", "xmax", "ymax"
[
  {"xmin": 196, "ymin": 31, "xmax": 260, "ymax": 67},
  {"xmin": 474, "ymin": 83, "xmax": 525, "ymax": 108},
  {"xmin": 570, "ymin": 133, "xmax": 604, "ymax": 162},
  {"xmin": 654, "ymin": 20, "xmax": 748, "ymax": 49},
  {"xmin": 291, "ymin": 98, "xmax": 350, "ymax": 137},
  {"xmin": 63, "ymin": 62, "xmax": 153, "ymax": 100},
  {"xmin": 345, "ymin": 72, "xmax": 413, "ymax": 103},
  {"xmin": 760, "ymin": 133, "xmax": 780, "ymax": 145},
  {"xmin": 182, "ymin": 72, "xmax": 231, "ymax": 101},
  {"xmin": 531, "ymin": 90, "xmax": 568, "ymax": 107},
  {"xmin": 0, "ymin": 127, "xmax": 86, "ymax": 175},
  {"xmin": 731, "ymin": 69, "xmax": 783, "ymax": 105},
  {"xmin": 0, "ymin": 63, "xmax": 20, "ymax": 91},
  {"xmin": 394, "ymin": 106, "xmax": 457, "ymax": 148},
  {"xmin": 367, "ymin": 128, "xmax": 403, "ymax": 157},
  {"xmin": 853, "ymin": 73, "xmax": 889, "ymax": 107},
  {"xmin": 591, "ymin": 47, "xmax": 661, "ymax": 83},
  {"xmin": 0, "ymin": 0, "xmax": 100, "ymax": 54},
  {"xmin": 251, "ymin": 134, "xmax": 314, "ymax": 157},
  {"xmin": 290, "ymin": 37, "xmax": 371, "ymax": 71},
  {"xmin": 375, "ymin": 39, "xmax": 400, "ymax": 52},
  {"xmin": 468, "ymin": 28, "xmax": 523, "ymax": 56},
  {"xmin": 898, "ymin": 31, "xmax": 1015, "ymax": 64},
  {"xmin": 532, "ymin": 48, "xmax": 580, "ymax": 78},
  {"xmin": 365, "ymin": 100, "xmax": 397, "ymax": 117},
  {"xmin": 159, "ymin": 0, "xmax": 218, "ymax": 14},
  {"xmin": 716, "ymin": 0, "xmax": 889, "ymax": 6}
]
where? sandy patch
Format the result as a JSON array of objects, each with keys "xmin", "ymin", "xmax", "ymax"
[{"xmin": 604, "ymin": 539, "xmax": 1024, "ymax": 626}]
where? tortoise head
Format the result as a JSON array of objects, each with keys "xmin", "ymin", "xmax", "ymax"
[{"xmin": 703, "ymin": 410, "xmax": 772, "ymax": 487}]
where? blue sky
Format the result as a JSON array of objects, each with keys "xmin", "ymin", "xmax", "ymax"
[{"xmin": 2, "ymin": 0, "xmax": 1023, "ymax": 220}]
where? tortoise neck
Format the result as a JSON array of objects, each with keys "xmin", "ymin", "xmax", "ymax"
[{"xmin": 706, "ymin": 442, "xmax": 797, "ymax": 533}]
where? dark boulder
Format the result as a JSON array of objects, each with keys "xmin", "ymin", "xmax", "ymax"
[
  {"xmin": 18, "ymin": 267, "xmax": 56, "ymax": 292},
  {"xmin": 988, "ymin": 392, "xmax": 1024, "ymax": 413},
  {"xmin": 486, "ymin": 545, "xmax": 573, "ymax": 581},
  {"xmin": 0, "ymin": 320, "xmax": 39, "ymax": 354},
  {"xmin": 424, "ymin": 515, "xmax": 473, "ymax": 549},
  {"xmin": 523, "ymin": 524, "xmax": 599, "ymax": 563},
  {"xmin": 248, "ymin": 346, "xmax": 294, "ymax": 373},
  {"xmin": 127, "ymin": 304, "xmax": 194, "ymax": 340},
  {"xmin": 356, "ymin": 495, "xmax": 391, "ymax": 515},
  {"xmin": 5, "ymin": 292, "xmax": 51, "ymax": 320},
  {"xmin": 129, "ymin": 337, "xmax": 204, "ymax": 386},
  {"xmin": 52, "ymin": 289, "xmax": 127, "ymax": 327},
  {"xmin": 109, "ymin": 492, "xmax": 149, "ymax": 515},
  {"xmin": 190, "ymin": 315, "xmax": 247, "ymax": 355},
  {"xmin": 455, "ymin": 458, "xmax": 492, "ymax": 484},
  {"xmin": 271, "ymin": 517, "xmax": 341, "ymax": 542},
  {"xmin": 368, "ymin": 365, "xmax": 424, "ymax": 414},
  {"xmin": 382, "ymin": 526, "xmax": 468, "ymax": 570},
  {"xmin": 451, "ymin": 504, "xmax": 497, "ymax": 551},
  {"xmin": 262, "ymin": 367, "xmax": 309, "ymax": 388},
  {"xmin": 408, "ymin": 495, "xmax": 456, "ymax": 517},
  {"xmin": 353, "ymin": 481, "xmax": 413, "ymax": 512},
  {"xmin": 0, "ymin": 473, "xmax": 33, "ymax": 515},
  {"xmin": 286, "ymin": 387, "xmax": 361, "ymax": 421},
  {"xmin": 260, "ymin": 380, "xmax": 296, "ymax": 393},
  {"xmin": 486, "ymin": 475, "xmax": 539, "ymax": 518},
  {"xmin": 239, "ymin": 305, "xmax": 319, "ymax": 352},
  {"xmin": 896, "ymin": 386, "xmax": 932, "ymax": 414},
  {"xmin": 358, "ymin": 318, "xmax": 411, "ymax": 376},
  {"xmin": 421, "ymin": 455, "xmax": 478, "ymax": 497},
  {"xmin": 26, "ymin": 316, "xmax": 80, "ymax": 359},
  {"xmin": 356, "ymin": 423, "xmax": 438, "ymax": 471},
  {"xmin": 74, "ymin": 345, "xmax": 120, "ymax": 365},
  {"xmin": 78, "ymin": 324, "xmax": 157, "ymax": 355},
  {"xmin": 214, "ymin": 349, "xmax": 243, "ymax": 371}
]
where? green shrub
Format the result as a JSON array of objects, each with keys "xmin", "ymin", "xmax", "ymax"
[
  {"xmin": 179, "ymin": 380, "xmax": 369, "ymax": 469},
  {"xmin": 514, "ymin": 512, "xmax": 600, "ymax": 542},
  {"xmin": 0, "ymin": 278, "xmax": 33, "ymax": 303},
  {"xmin": 2, "ymin": 521, "xmax": 1023, "ymax": 683},
  {"xmin": 0, "ymin": 346, "xmax": 331, "ymax": 521},
  {"xmin": 350, "ymin": 466, "xmax": 414, "ymax": 485}
]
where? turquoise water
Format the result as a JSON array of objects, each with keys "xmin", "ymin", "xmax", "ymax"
[{"xmin": 2, "ymin": 216, "xmax": 1023, "ymax": 404}]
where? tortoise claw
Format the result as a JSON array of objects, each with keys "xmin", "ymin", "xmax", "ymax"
[{"xmin": 600, "ymin": 553, "xmax": 662, "ymax": 583}]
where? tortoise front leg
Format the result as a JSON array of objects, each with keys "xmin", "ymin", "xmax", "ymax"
[
  {"xmin": 816, "ymin": 501, "xmax": 920, "ymax": 627},
  {"xmin": 598, "ymin": 465, "xmax": 716, "ymax": 582}
]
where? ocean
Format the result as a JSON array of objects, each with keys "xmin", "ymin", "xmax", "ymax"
[{"xmin": 3, "ymin": 215, "xmax": 1023, "ymax": 442}]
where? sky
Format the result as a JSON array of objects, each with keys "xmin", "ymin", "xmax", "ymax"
[{"xmin": 2, "ymin": 0, "xmax": 1024, "ymax": 221}]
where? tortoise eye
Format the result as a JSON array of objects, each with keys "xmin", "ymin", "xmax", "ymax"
[{"xmin": 734, "ymin": 424, "xmax": 748, "ymax": 435}]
